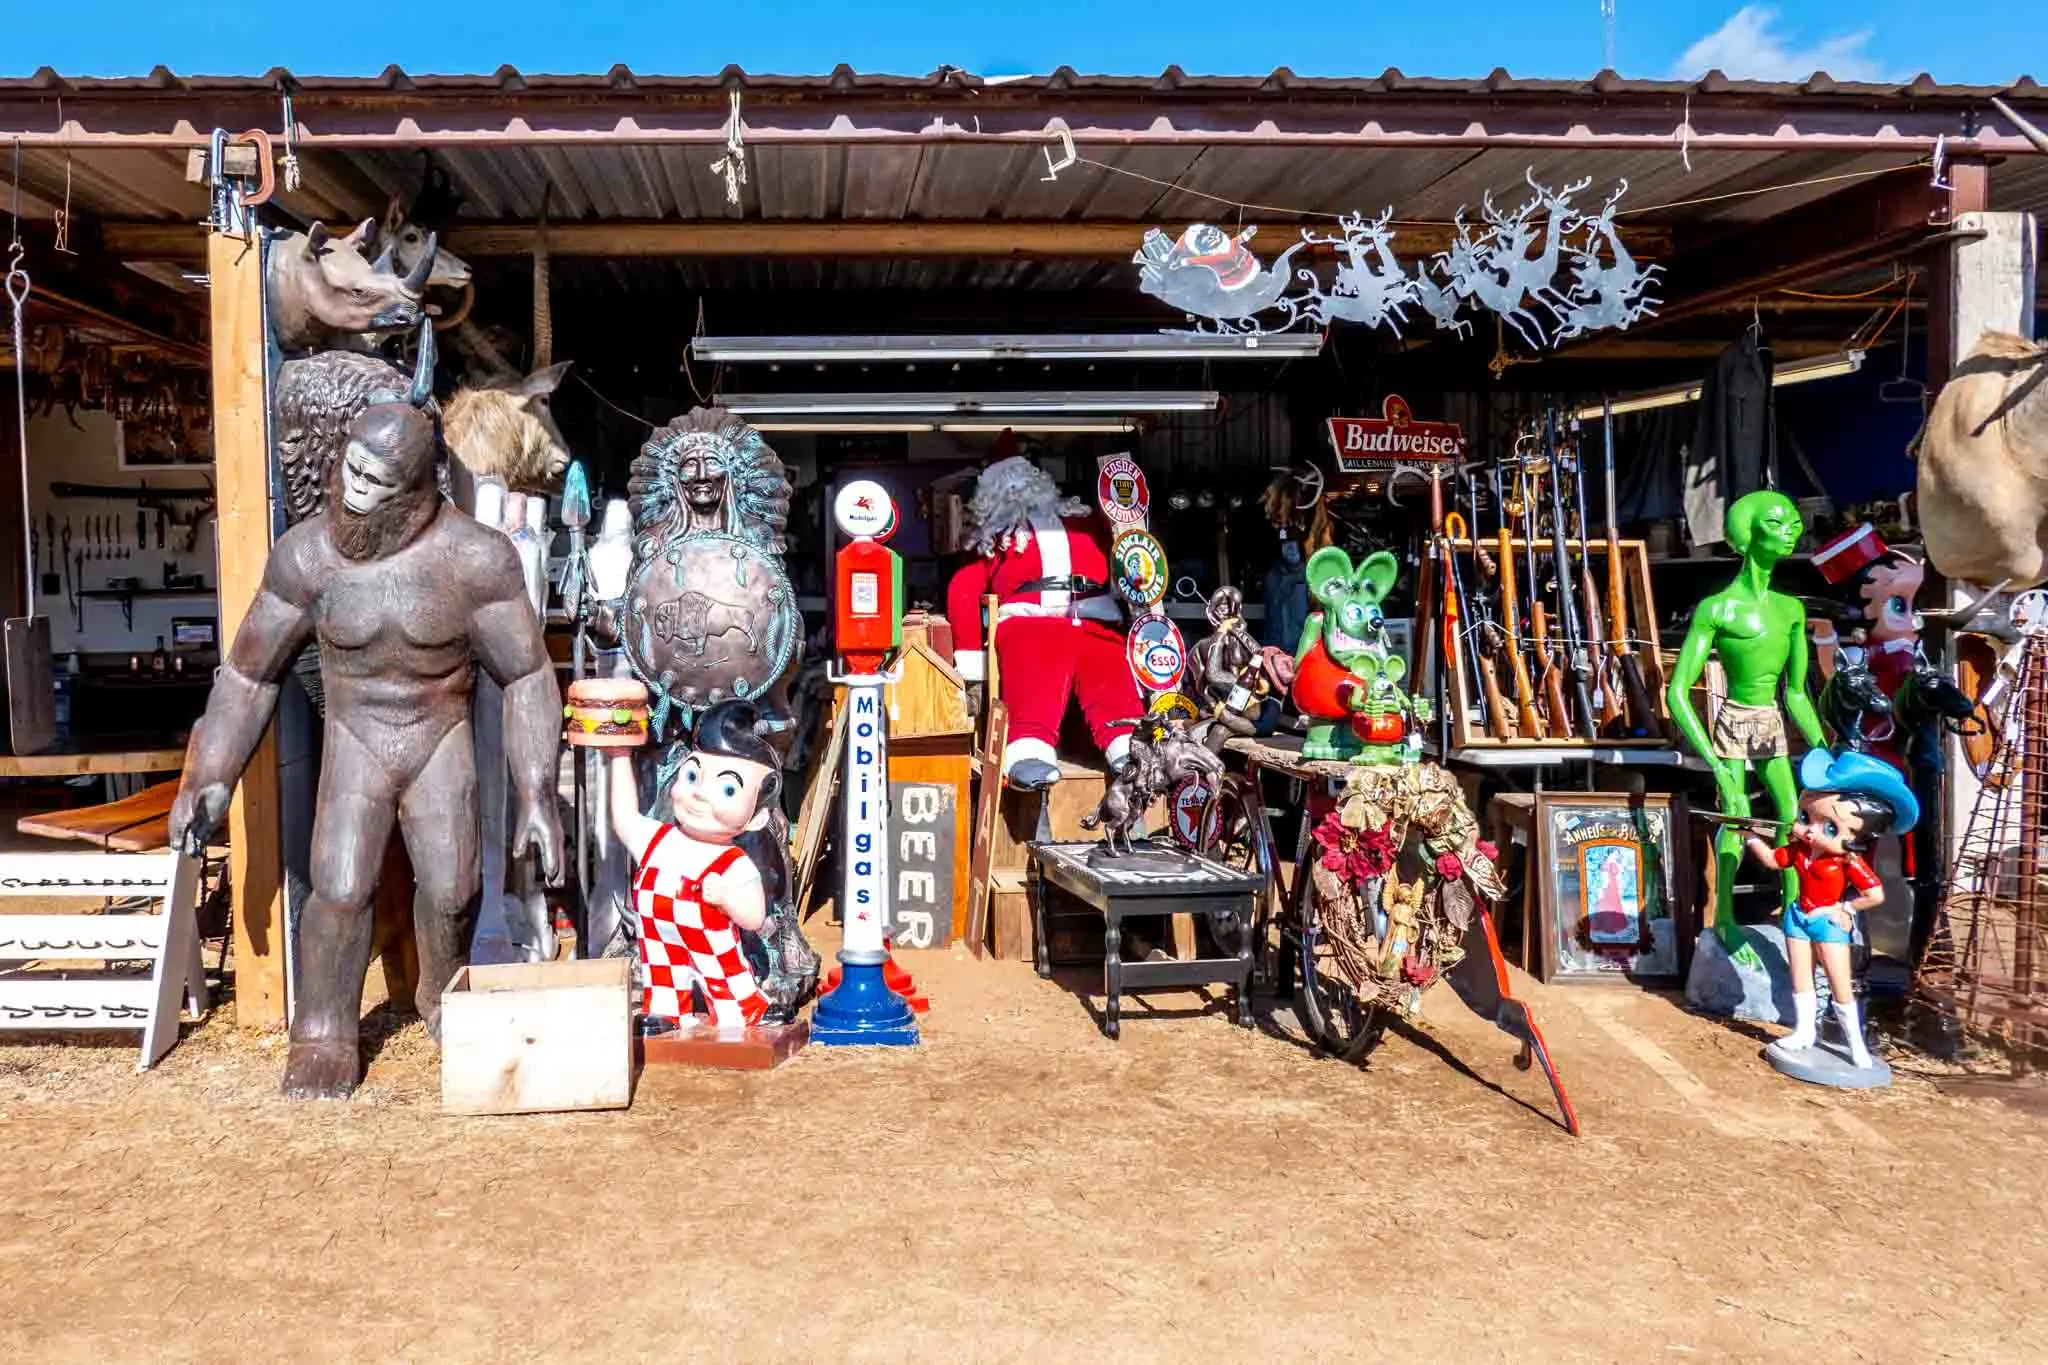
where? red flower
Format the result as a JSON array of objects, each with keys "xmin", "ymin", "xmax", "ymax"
[
  {"xmin": 1358, "ymin": 823, "xmax": 1398, "ymax": 878},
  {"xmin": 1476, "ymin": 840, "xmax": 1499, "ymax": 862},
  {"xmin": 1435, "ymin": 850, "xmax": 1465, "ymax": 882}
]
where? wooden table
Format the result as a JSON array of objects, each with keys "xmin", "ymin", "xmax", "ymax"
[{"xmin": 16, "ymin": 779, "xmax": 181, "ymax": 852}]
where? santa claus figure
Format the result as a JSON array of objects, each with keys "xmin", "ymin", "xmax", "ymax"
[{"xmin": 945, "ymin": 456, "xmax": 1140, "ymax": 790}]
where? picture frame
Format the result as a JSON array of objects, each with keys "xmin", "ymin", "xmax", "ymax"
[
  {"xmin": 116, "ymin": 419, "xmax": 213, "ymax": 471},
  {"xmin": 1533, "ymin": 791, "xmax": 1692, "ymax": 984}
]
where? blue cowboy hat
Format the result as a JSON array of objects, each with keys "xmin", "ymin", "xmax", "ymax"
[{"xmin": 1799, "ymin": 748, "xmax": 1919, "ymax": 836}]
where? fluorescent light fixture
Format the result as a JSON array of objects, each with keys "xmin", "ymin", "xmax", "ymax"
[
  {"xmin": 748, "ymin": 421, "xmax": 938, "ymax": 434},
  {"xmin": 940, "ymin": 420, "xmax": 1135, "ymax": 434},
  {"xmin": 691, "ymin": 333, "xmax": 1323, "ymax": 363},
  {"xmin": 1572, "ymin": 350, "xmax": 1866, "ymax": 421},
  {"xmin": 748, "ymin": 418, "xmax": 1140, "ymax": 435},
  {"xmin": 720, "ymin": 390, "xmax": 1218, "ymax": 417}
]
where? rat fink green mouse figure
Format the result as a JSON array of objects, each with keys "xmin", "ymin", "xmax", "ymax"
[
  {"xmin": 1290, "ymin": 547, "xmax": 1431, "ymax": 763},
  {"xmin": 1666, "ymin": 490, "xmax": 1828, "ymax": 951}
]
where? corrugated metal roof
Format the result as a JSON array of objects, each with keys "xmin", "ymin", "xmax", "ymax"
[{"xmin": 0, "ymin": 64, "xmax": 2040, "ymax": 100}]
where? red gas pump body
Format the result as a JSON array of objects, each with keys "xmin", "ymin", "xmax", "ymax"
[{"xmin": 835, "ymin": 536, "xmax": 901, "ymax": 676}]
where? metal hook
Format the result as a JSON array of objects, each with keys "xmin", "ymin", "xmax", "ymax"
[{"xmin": 1041, "ymin": 127, "xmax": 1077, "ymax": 182}]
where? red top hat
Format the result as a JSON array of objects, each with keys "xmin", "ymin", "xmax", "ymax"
[{"xmin": 1812, "ymin": 522, "xmax": 1890, "ymax": 586}]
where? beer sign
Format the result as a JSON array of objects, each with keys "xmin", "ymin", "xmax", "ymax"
[{"xmin": 1326, "ymin": 395, "xmax": 1466, "ymax": 473}]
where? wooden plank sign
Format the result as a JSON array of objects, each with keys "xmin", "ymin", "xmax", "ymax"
[{"xmin": 887, "ymin": 780, "xmax": 957, "ymax": 949}]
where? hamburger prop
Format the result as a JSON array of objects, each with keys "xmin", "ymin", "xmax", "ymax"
[{"xmin": 564, "ymin": 678, "xmax": 652, "ymax": 748}]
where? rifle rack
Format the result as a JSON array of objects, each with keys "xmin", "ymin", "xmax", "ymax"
[{"xmin": 1441, "ymin": 536, "xmax": 1670, "ymax": 751}]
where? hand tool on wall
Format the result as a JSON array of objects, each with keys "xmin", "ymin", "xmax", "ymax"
[
  {"xmin": 136, "ymin": 504, "xmax": 146, "ymax": 554},
  {"xmin": 155, "ymin": 506, "xmax": 165, "ymax": 549},
  {"xmin": 70, "ymin": 550, "xmax": 81, "ymax": 630},
  {"xmin": 42, "ymin": 512, "xmax": 53, "ymax": 577}
]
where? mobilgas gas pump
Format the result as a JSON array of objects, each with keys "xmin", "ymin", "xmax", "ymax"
[{"xmin": 811, "ymin": 480, "xmax": 921, "ymax": 1046}]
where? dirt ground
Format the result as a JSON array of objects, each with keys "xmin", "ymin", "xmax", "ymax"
[{"xmin": 2, "ymin": 924, "xmax": 2044, "ymax": 1365}]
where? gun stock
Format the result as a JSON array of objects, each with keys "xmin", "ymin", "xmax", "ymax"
[
  {"xmin": 1532, "ymin": 600, "xmax": 1573, "ymax": 739},
  {"xmin": 1606, "ymin": 531, "xmax": 1661, "ymax": 737},
  {"xmin": 1496, "ymin": 527, "xmax": 1546, "ymax": 740}
]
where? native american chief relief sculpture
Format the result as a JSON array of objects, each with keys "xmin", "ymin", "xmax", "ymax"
[
  {"xmin": 613, "ymin": 408, "xmax": 803, "ymax": 741},
  {"xmin": 170, "ymin": 401, "xmax": 565, "ymax": 1099}
]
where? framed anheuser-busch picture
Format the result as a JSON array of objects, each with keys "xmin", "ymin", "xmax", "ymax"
[{"xmin": 1533, "ymin": 792, "xmax": 1692, "ymax": 984}]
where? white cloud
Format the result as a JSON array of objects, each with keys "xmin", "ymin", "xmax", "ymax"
[{"xmin": 1671, "ymin": 6, "xmax": 1890, "ymax": 82}]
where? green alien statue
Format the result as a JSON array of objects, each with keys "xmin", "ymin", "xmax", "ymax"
[{"xmin": 1665, "ymin": 490, "xmax": 1826, "ymax": 951}]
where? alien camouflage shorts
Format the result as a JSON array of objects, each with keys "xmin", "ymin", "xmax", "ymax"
[{"xmin": 1712, "ymin": 700, "xmax": 1788, "ymax": 760}]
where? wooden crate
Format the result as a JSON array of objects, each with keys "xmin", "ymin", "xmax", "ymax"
[
  {"xmin": 1442, "ymin": 536, "xmax": 1670, "ymax": 750},
  {"xmin": 440, "ymin": 958, "xmax": 632, "ymax": 1116}
]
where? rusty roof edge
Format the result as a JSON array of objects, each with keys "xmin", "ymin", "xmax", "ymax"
[{"xmin": 0, "ymin": 65, "xmax": 2043, "ymax": 100}]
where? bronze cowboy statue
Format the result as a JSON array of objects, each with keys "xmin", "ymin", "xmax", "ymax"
[{"xmin": 171, "ymin": 399, "xmax": 564, "ymax": 1099}]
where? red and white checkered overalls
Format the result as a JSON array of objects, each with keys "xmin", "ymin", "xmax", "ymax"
[{"xmin": 632, "ymin": 828, "xmax": 769, "ymax": 1029}]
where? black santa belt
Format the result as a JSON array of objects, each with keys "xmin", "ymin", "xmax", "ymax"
[{"xmin": 1014, "ymin": 575, "xmax": 1110, "ymax": 597}]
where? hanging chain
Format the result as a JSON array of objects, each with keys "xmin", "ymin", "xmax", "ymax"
[{"xmin": 8, "ymin": 138, "xmax": 35, "ymax": 620}]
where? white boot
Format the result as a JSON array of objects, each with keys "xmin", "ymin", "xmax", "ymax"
[
  {"xmin": 1770, "ymin": 991, "xmax": 1818, "ymax": 1054},
  {"xmin": 1834, "ymin": 998, "xmax": 1873, "ymax": 1069}
]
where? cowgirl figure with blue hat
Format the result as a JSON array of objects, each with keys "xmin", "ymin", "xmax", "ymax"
[{"xmin": 1742, "ymin": 749, "xmax": 1919, "ymax": 1070}]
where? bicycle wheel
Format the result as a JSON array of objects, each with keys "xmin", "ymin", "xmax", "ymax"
[
  {"xmin": 1198, "ymin": 772, "xmax": 1276, "ymax": 980},
  {"xmin": 1294, "ymin": 874, "xmax": 1387, "ymax": 1063}
]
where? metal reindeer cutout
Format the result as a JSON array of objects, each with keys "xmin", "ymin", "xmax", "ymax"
[
  {"xmin": 1130, "ymin": 172, "xmax": 1659, "ymax": 347},
  {"xmin": 1551, "ymin": 181, "xmax": 1663, "ymax": 342},
  {"xmin": 1298, "ymin": 210, "xmax": 1421, "ymax": 334}
]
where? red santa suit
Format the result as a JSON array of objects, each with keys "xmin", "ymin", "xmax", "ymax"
[{"xmin": 946, "ymin": 512, "xmax": 1139, "ymax": 777}]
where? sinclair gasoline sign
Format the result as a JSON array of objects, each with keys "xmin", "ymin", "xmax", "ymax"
[{"xmin": 1326, "ymin": 395, "xmax": 1467, "ymax": 473}]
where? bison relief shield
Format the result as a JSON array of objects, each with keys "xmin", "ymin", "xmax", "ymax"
[{"xmin": 621, "ymin": 409, "xmax": 803, "ymax": 739}]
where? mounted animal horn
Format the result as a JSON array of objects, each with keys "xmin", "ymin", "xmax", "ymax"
[
  {"xmin": 1992, "ymin": 97, "xmax": 2048, "ymax": 157},
  {"xmin": 401, "ymin": 231, "xmax": 437, "ymax": 293},
  {"xmin": 410, "ymin": 318, "xmax": 437, "ymax": 409}
]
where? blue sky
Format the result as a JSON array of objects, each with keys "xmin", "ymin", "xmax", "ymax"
[{"xmin": 1, "ymin": 2, "xmax": 2038, "ymax": 84}]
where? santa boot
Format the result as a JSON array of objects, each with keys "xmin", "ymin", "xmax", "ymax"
[
  {"xmin": 1833, "ymin": 997, "xmax": 1874, "ymax": 1069},
  {"xmin": 1769, "ymin": 991, "xmax": 1818, "ymax": 1055}
]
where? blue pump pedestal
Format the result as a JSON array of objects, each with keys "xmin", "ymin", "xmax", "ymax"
[{"xmin": 812, "ymin": 950, "xmax": 920, "ymax": 1046}]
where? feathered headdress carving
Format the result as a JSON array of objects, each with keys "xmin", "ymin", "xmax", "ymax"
[{"xmin": 627, "ymin": 407, "xmax": 792, "ymax": 553}]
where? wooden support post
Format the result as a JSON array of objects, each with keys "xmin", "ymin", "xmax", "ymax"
[
  {"xmin": 206, "ymin": 229, "xmax": 287, "ymax": 1030},
  {"xmin": 1929, "ymin": 199, "xmax": 2037, "ymax": 948}
]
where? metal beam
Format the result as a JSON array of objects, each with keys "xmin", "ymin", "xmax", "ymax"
[
  {"xmin": 0, "ymin": 85, "xmax": 2036, "ymax": 154},
  {"xmin": 105, "ymin": 217, "xmax": 1675, "ymax": 262},
  {"xmin": 1644, "ymin": 170, "xmax": 1952, "ymax": 326}
]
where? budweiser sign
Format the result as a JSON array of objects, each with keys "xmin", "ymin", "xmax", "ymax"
[{"xmin": 1326, "ymin": 395, "xmax": 1466, "ymax": 472}]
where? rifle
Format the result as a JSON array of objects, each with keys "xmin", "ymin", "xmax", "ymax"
[
  {"xmin": 1601, "ymin": 398, "xmax": 1662, "ymax": 737},
  {"xmin": 1453, "ymin": 468, "xmax": 1514, "ymax": 740},
  {"xmin": 1518, "ymin": 456, "xmax": 1572, "ymax": 738},
  {"xmin": 1489, "ymin": 460, "xmax": 1546, "ymax": 740},
  {"xmin": 1568, "ymin": 435, "xmax": 1621, "ymax": 731},
  {"xmin": 1443, "ymin": 511, "xmax": 1509, "ymax": 740},
  {"xmin": 1544, "ymin": 412, "xmax": 1600, "ymax": 738}
]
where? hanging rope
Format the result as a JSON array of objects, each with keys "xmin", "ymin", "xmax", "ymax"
[
  {"xmin": 1053, "ymin": 139, "xmax": 1930, "ymax": 231},
  {"xmin": 8, "ymin": 139, "xmax": 35, "ymax": 620}
]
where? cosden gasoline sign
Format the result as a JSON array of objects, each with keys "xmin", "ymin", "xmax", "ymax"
[{"xmin": 885, "ymin": 781, "xmax": 956, "ymax": 949}]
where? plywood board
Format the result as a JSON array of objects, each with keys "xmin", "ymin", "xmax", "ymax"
[{"xmin": 964, "ymin": 702, "xmax": 1009, "ymax": 958}]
